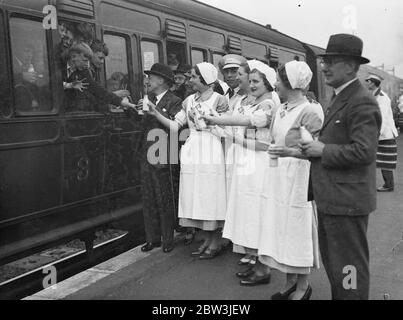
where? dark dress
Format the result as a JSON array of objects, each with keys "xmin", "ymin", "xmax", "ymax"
[{"xmin": 132, "ymin": 91, "xmax": 183, "ymax": 245}]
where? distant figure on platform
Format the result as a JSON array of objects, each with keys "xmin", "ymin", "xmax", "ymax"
[
  {"xmin": 365, "ymin": 74, "xmax": 398, "ymax": 192},
  {"xmin": 301, "ymin": 34, "xmax": 382, "ymax": 300}
]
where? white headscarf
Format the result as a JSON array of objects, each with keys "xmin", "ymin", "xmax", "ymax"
[
  {"xmin": 284, "ymin": 60, "xmax": 313, "ymax": 90},
  {"xmin": 196, "ymin": 62, "xmax": 218, "ymax": 85},
  {"xmin": 247, "ymin": 60, "xmax": 277, "ymax": 89}
]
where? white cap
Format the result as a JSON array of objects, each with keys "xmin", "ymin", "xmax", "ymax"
[
  {"xmin": 196, "ymin": 62, "xmax": 218, "ymax": 85},
  {"xmin": 248, "ymin": 60, "xmax": 277, "ymax": 89},
  {"xmin": 284, "ymin": 60, "xmax": 313, "ymax": 90}
]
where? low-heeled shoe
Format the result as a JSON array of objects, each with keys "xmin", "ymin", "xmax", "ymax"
[
  {"xmin": 199, "ymin": 248, "xmax": 222, "ymax": 260},
  {"xmin": 299, "ymin": 285, "xmax": 313, "ymax": 300},
  {"xmin": 141, "ymin": 242, "xmax": 161, "ymax": 252},
  {"xmin": 271, "ymin": 283, "xmax": 297, "ymax": 300},
  {"xmin": 236, "ymin": 268, "xmax": 255, "ymax": 279},
  {"xmin": 163, "ymin": 244, "xmax": 174, "ymax": 253},
  {"xmin": 240, "ymin": 273, "xmax": 271, "ymax": 286},
  {"xmin": 377, "ymin": 186, "xmax": 394, "ymax": 192}
]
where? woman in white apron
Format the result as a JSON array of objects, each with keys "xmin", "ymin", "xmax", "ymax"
[
  {"xmin": 146, "ymin": 62, "xmax": 229, "ymax": 259},
  {"xmin": 203, "ymin": 61, "xmax": 279, "ymax": 285},
  {"xmin": 258, "ymin": 61, "xmax": 324, "ymax": 300}
]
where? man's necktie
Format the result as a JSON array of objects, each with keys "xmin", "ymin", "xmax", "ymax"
[
  {"xmin": 227, "ymin": 88, "xmax": 235, "ymax": 99},
  {"xmin": 325, "ymin": 92, "xmax": 337, "ymax": 117}
]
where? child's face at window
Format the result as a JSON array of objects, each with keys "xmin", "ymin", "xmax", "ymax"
[{"xmin": 71, "ymin": 52, "xmax": 89, "ymax": 70}]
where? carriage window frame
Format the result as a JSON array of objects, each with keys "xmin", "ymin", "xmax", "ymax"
[
  {"xmin": 140, "ymin": 38, "xmax": 162, "ymax": 71},
  {"xmin": 9, "ymin": 14, "xmax": 56, "ymax": 117},
  {"xmin": 0, "ymin": 9, "xmax": 12, "ymax": 118},
  {"xmin": 211, "ymin": 51, "xmax": 225, "ymax": 80},
  {"xmin": 190, "ymin": 47, "xmax": 207, "ymax": 65},
  {"xmin": 103, "ymin": 32, "xmax": 132, "ymax": 93}
]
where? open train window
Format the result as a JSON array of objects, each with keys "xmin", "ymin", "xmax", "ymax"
[
  {"xmin": 0, "ymin": 10, "xmax": 12, "ymax": 118},
  {"xmin": 167, "ymin": 41, "xmax": 186, "ymax": 70},
  {"xmin": 104, "ymin": 34, "xmax": 130, "ymax": 93},
  {"xmin": 9, "ymin": 16, "xmax": 53, "ymax": 115},
  {"xmin": 191, "ymin": 48, "xmax": 207, "ymax": 65}
]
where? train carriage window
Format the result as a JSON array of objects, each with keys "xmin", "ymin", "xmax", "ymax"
[
  {"xmin": 191, "ymin": 48, "xmax": 206, "ymax": 65},
  {"xmin": 212, "ymin": 52, "xmax": 225, "ymax": 80},
  {"xmin": 141, "ymin": 40, "xmax": 161, "ymax": 71},
  {"xmin": 104, "ymin": 34, "xmax": 130, "ymax": 93},
  {"xmin": 167, "ymin": 41, "xmax": 186, "ymax": 70},
  {"xmin": 0, "ymin": 10, "xmax": 12, "ymax": 117},
  {"xmin": 10, "ymin": 17, "xmax": 52, "ymax": 114}
]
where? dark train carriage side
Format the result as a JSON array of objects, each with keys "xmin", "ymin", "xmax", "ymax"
[
  {"xmin": 0, "ymin": 0, "xmax": 318, "ymax": 265},
  {"xmin": 0, "ymin": 0, "xmax": 144, "ymax": 265}
]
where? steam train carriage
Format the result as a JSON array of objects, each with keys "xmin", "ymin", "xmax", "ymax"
[{"xmin": 0, "ymin": 0, "xmax": 328, "ymax": 265}]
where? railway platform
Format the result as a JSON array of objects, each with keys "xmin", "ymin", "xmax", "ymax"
[{"xmin": 24, "ymin": 139, "xmax": 403, "ymax": 301}]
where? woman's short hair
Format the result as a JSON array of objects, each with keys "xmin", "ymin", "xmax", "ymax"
[
  {"xmin": 239, "ymin": 62, "xmax": 251, "ymax": 74},
  {"xmin": 277, "ymin": 65, "xmax": 293, "ymax": 90},
  {"xmin": 250, "ymin": 69, "xmax": 274, "ymax": 92},
  {"xmin": 194, "ymin": 65, "xmax": 208, "ymax": 86}
]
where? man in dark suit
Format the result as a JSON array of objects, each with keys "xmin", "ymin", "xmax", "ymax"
[
  {"xmin": 301, "ymin": 34, "xmax": 382, "ymax": 300},
  {"xmin": 134, "ymin": 63, "xmax": 183, "ymax": 253}
]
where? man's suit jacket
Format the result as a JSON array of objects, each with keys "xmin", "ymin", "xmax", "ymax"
[
  {"xmin": 310, "ymin": 79, "xmax": 382, "ymax": 216},
  {"xmin": 139, "ymin": 91, "xmax": 183, "ymax": 169}
]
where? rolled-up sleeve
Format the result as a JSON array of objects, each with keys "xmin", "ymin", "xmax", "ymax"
[{"xmin": 250, "ymin": 100, "xmax": 276, "ymax": 128}]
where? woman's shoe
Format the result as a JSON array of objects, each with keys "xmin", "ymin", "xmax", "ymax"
[
  {"xmin": 299, "ymin": 285, "xmax": 312, "ymax": 300},
  {"xmin": 271, "ymin": 283, "xmax": 297, "ymax": 300},
  {"xmin": 239, "ymin": 273, "xmax": 271, "ymax": 286},
  {"xmin": 191, "ymin": 244, "xmax": 208, "ymax": 257},
  {"xmin": 248, "ymin": 256, "xmax": 257, "ymax": 266},
  {"xmin": 199, "ymin": 247, "xmax": 222, "ymax": 260},
  {"xmin": 238, "ymin": 256, "xmax": 251, "ymax": 265},
  {"xmin": 184, "ymin": 231, "xmax": 195, "ymax": 246}
]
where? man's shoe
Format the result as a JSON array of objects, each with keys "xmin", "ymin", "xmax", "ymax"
[
  {"xmin": 141, "ymin": 242, "xmax": 161, "ymax": 252},
  {"xmin": 240, "ymin": 273, "xmax": 271, "ymax": 286},
  {"xmin": 163, "ymin": 243, "xmax": 174, "ymax": 253},
  {"xmin": 236, "ymin": 267, "xmax": 254, "ymax": 279},
  {"xmin": 377, "ymin": 186, "xmax": 394, "ymax": 192}
]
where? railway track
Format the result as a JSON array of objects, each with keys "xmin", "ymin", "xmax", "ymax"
[{"xmin": 0, "ymin": 228, "xmax": 142, "ymax": 300}]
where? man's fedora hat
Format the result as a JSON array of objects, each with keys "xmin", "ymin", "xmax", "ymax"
[
  {"xmin": 317, "ymin": 33, "xmax": 370, "ymax": 64},
  {"xmin": 144, "ymin": 63, "xmax": 174, "ymax": 82}
]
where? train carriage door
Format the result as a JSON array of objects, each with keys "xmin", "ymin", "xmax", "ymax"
[
  {"xmin": 57, "ymin": 18, "xmax": 108, "ymax": 207},
  {"xmin": 102, "ymin": 32, "xmax": 143, "ymax": 211}
]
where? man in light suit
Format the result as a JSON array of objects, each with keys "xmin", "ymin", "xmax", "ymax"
[
  {"xmin": 365, "ymin": 74, "xmax": 398, "ymax": 192},
  {"xmin": 301, "ymin": 34, "xmax": 382, "ymax": 300}
]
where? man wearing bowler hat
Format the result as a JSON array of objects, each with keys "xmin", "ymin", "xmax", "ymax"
[
  {"xmin": 300, "ymin": 34, "xmax": 382, "ymax": 299},
  {"xmin": 134, "ymin": 63, "xmax": 183, "ymax": 253}
]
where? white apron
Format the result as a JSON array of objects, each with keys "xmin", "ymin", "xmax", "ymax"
[
  {"xmin": 178, "ymin": 92, "xmax": 227, "ymax": 221},
  {"xmin": 223, "ymin": 101, "xmax": 271, "ymax": 251},
  {"xmin": 258, "ymin": 101, "xmax": 315, "ymax": 268}
]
